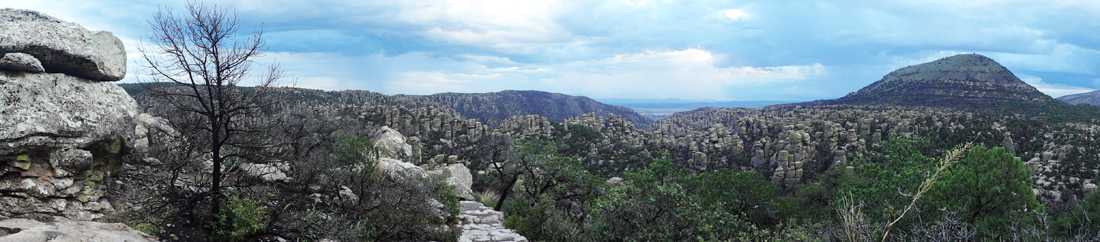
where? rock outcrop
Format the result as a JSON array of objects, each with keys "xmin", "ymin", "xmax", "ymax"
[
  {"xmin": 0, "ymin": 218, "xmax": 157, "ymax": 242},
  {"xmin": 373, "ymin": 126, "xmax": 414, "ymax": 161},
  {"xmin": 429, "ymin": 163, "xmax": 475, "ymax": 200},
  {"xmin": 0, "ymin": 9, "xmax": 127, "ymax": 81},
  {"xmin": 0, "ymin": 9, "xmax": 137, "ymax": 221}
]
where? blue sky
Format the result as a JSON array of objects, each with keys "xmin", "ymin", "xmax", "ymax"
[{"xmin": 7, "ymin": 0, "xmax": 1100, "ymax": 101}]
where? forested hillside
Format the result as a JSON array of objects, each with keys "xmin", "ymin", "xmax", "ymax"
[{"xmin": 117, "ymin": 54, "xmax": 1100, "ymax": 241}]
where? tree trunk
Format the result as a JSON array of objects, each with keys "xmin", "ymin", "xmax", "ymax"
[
  {"xmin": 494, "ymin": 176, "xmax": 518, "ymax": 211},
  {"xmin": 211, "ymin": 117, "xmax": 223, "ymax": 217}
]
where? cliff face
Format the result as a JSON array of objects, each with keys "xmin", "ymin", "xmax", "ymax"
[
  {"xmin": 1058, "ymin": 90, "xmax": 1100, "ymax": 106},
  {"xmin": 811, "ymin": 54, "xmax": 1054, "ymax": 110}
]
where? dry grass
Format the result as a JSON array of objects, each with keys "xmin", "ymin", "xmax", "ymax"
[{"xmin": 475, "ymin": 190, "xmax": 500, "ymax": 208}]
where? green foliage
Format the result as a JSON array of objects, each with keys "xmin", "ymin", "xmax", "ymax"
[
  {"xmin": 588, "ymin": 181, "xmax": 748, "ymax": 241},
  {"xmin": 289, "ymin": 207, "xmax": 378, "ymax": 242},
  {"xmin": 434, "ymin": 180, "xmax": 462, "ymax": 223},
  {"xmin": 1053, "ymin": 192, "xmax": 1100, "ymax": 237},
  {"xmin": 839, "ymin": 136, "xmax": 936, "ymax": 230},
  {"xmin": 777, "ymin": 165, "xmax": 850, "ymax": 221},
  {"xmin": 211, "ymin": 191, "xmax": 268, "ymax": 242},
  {"xmin": 587, "ymin": 155, "xmax": 755, "ymax": 241},
  {"xmin": 503, "ymin": 141, "xmax": 603, "ymax": 241},
  {"xmin": 334, "ymin": 134, "xmax": 373, "ymax": 166},
  {"xmin": 683, "ymin": 168, "xmax": 779, "ymax": 227},
  {"xmin": 927, "ymin": 146, "xmax": 1044, "ymax": 239}
]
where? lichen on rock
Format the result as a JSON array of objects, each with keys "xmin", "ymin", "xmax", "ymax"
[{"xmin": 0, "ymin": 8, "xmax": 138, "ymax": 222}]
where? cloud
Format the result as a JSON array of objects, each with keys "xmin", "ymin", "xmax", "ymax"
[
  {"xmin": 720, "ymin": 9, "xmax": 749, "ymax": 21},
  {"xmin": 1018, "ymin": 74, "xmax": 1095, "ymax": 97},
  {"xmin": 376, "ymin": 48, "xmax": 826, "ymax": 100}
]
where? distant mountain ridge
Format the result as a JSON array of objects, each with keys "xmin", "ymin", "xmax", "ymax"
[
  {"xmin": 413, "ymin": 90, "xmax": 652, "ymax": 128},
  {"xmin": 780, "ymin": 54, "xmax": 1088, "ymax": 118},
  {"xmin": 118, "ymin": 84, "xmax": 651, "ymax": 129},
  {"xmin": 1058, "ymin": 90, "xmax": 1100, "ymax": 106}
]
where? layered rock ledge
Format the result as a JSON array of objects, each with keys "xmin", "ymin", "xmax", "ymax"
[{"xmin": 0, "ymin": 9, "xmax": 138, "ymax": 222}]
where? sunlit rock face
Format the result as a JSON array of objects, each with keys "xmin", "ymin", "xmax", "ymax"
[
  {"xmin": 0, "ymin": 9, "xmax": 138, "ymax": 221},
  {"xmin": 0, "ymin": 8, "xmax": 127, "ymax": 81}
]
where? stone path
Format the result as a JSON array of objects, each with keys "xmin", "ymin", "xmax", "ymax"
[{"xmin": 457, "ymin": 201, "xmax": 528, "ymax": 242}]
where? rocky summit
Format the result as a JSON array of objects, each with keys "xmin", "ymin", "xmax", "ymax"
[{"xmin": 806, "ymin": 54, "xmax": 1053, "ymax": 110}]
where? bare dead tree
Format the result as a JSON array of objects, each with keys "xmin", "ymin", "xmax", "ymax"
[{"xmin": 138, "ymin": 1, "xmax": 285, "ymax": 231}]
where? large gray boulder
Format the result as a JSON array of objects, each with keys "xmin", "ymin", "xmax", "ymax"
[
  {"xmin": 0, "ymin": 72, "xmax": 138, "ymax": 154},
  {"xmin": 378, "ymin": 158, "xmax": 428, "ymax": 182},
  {"xmin": 429, "ymin": 163, "xmax": 474, "ymax": 200},
  {"xmin": 0, "ymin": 9, "xmax": 126, "ymax": 81},
  {"xmin": 372, "ymin": 126, "xmax": 413, "ymax": 161},
  {"xmin": 0, "ymin": 10, "xmax": 138, "ymax": 221},
  {"xmin": 131, "ymin": 112, "xmax": 178, "ymax": 155}
]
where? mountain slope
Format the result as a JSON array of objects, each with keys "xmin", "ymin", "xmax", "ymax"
[
  {"xmin": 414, "ymin": 90, "xmax": 652, "ymax": 128},
  {"xmin": 118, "ymin": 84, "xmax": 651, "ymax": 129},
  {"xmin": 820, "ymin": 54, "xmax": 1052, "ymax": 108},
  {"xmin": 1058, "ymin": 90, "xmax": 1100, "ymax": 106}
]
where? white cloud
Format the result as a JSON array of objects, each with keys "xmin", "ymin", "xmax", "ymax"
[
  {"xmin": 378, "ymin": 48, "xmax": 826, "ymax": 100},
  {"xmin": 1018, "ymin": 74, "xmax": 1095, "ymax": 97},
  {"xmin": 719, "ymin": 9, "xmax": 749, "ymax": 21}
]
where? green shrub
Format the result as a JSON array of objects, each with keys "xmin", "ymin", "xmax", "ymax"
[
  {"xmin": 926, "ymin": 146, "xmax": 1043, "ymax": 239},
  {"xmin": 587, "ymin": 157, "xmax": 754, "ymax": 241},
  {"xmin": 434, "ymin": 180, "xmax": 462, "ymax": 223},
  {"xmin": 211, "ymin": 192, "xmax": 268, "ymax": 242}
]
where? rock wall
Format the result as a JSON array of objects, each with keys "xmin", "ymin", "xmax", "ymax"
[{"xmin": 0, "ymin": 9, "xmax": 137, "ymax": 221}]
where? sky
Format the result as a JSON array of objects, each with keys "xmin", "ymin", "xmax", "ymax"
[{"xmin": 6, "ymin": 0, "xmax": 1100, "ymax": 101}]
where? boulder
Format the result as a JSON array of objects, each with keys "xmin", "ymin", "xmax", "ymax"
[
  {"xmin": 606, "ymin": 177, "xmax": 623, "ymax": 185},
  {"xmin": 0, "ymin": 9, "xmax": 126, "ymax": 81},
  {"xmin": 132, "ymin": 113, "xmax": 178, "ymax": 155},
  {"xmin": 0, "ymin": 10, "xmax": 138, "ymax": 221},
  {"xmin": 372, "ymin": 126, "xmax": 413, "ymax": 160},
  {"xmin": 0, "ymin": 218, "xmax": 156, "ymax": 242},
  {"xmin": 445, "ymin": 177, "xmax": 474, "ymax": 200},
  {"xmin": 238, "ymin": 162, "xmax": 289, "ymax": 183},
  {"xmin": 378, "ymin": 158, "xmax": 428, "ymax": 181},
  {"xmin": 0, "ymin": 72, "xmax": 138, "ymax": 154},
  {"xmin": 0, "ymin": 53, "xmax": 43, "ymax": 73},
  {"xmin": 429, "ymin": 163, "xmax": 474, "ymax": 200}
]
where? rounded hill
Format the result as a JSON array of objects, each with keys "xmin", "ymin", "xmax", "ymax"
[{"xmin": 829, "ymin": 54, "xmax": 1051, "ymax": 108}]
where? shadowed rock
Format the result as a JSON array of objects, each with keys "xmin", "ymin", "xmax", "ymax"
[{"xmin": 0, "ymin": 53, "xmax": 43, "ymax": 73}]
